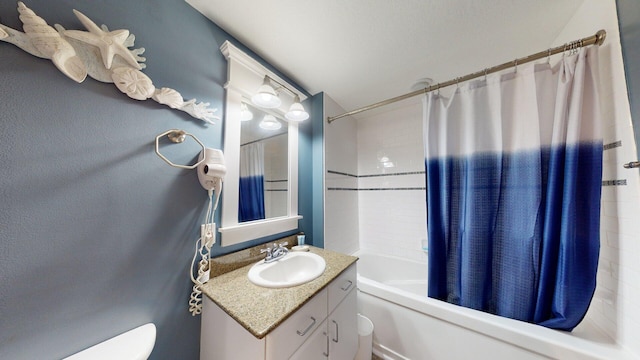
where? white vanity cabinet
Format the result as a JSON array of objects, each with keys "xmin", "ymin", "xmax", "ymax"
[
  {"xmin": 290, "ymin": 265, "xmax": 357, "ymax": 360},
  {"xmin": 200, "ymin": 264, "xmax": 357, "ymax": 360},
  {"xmin": 290, "ymin": 288, "xmax": 357, "ymax": 359}
]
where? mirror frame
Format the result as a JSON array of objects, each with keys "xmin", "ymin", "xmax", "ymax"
[{"xmin": 219, "ymin": 41, "xmax": 304, "ymax": 246}]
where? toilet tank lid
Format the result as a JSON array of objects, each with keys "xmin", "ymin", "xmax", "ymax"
[{"xmin": 63, "ymin": 323, "xmax": 156, "ymax": 360}]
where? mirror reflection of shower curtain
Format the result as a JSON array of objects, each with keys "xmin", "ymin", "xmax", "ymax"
[
  {"xmin": 239, "ymin": 142, "xmax": 265, "ymax": 222},
  {"xmin": 424, "ymin": 47, "xmax": 602, "ymax": 331}
]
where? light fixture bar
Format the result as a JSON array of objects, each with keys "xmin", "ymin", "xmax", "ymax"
[{"xmin": 264, "ymin": 75, "xmax": 299, "ymax": 98}]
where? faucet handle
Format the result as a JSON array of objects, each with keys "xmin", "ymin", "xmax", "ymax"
[
  {"xmin": 277, "ymin": 241, "xmax": 288, "ymax": 248},
  {"xmin": 261, "ymin": 246, "xmax": 273, "ymax": 257}
]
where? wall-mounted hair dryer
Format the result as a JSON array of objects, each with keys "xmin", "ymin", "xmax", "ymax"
[
  {"xmin": 153, "ymin": 130, "xmax": 226, "ymax": 315},
  {"xmin": 190, "ymin": 147, "xmax": 226, "ymax": 316},
  {"xmin": 197, "ymin": 148, "xmax": 226, "ymax": 191}
]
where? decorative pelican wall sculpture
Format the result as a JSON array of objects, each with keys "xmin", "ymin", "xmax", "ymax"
[{"xmin": 0, "ymin": 2, "xmax": 220, "ymax": 124}]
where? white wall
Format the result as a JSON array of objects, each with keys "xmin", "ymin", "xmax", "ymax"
[
  {"xmin": 264, "ymin": 134, "xmax": 288, "ymax": 218},
  {"xmin": 324, "ymin": 95, "xmax": 360, "ymax": 255},
  {"xmin": 551, "ymin": 0, "xmax": 640, "ymax": 355},
  {"xmin": 324, "ymin": 95, "xmax": 426, "ymax": 262},
  {"xmin": 356, "ymin": 101, "xmax": 427, "ymax": 262}
]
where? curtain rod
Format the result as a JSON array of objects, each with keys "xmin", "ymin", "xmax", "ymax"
[{"xmin": 327, "ymin": 29, "xmax": 607, "ymax": 124}]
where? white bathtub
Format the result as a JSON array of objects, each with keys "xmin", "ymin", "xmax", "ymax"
[{"xmin": 354, "ymin": 250, "xmax": 633, "ymax": 360}]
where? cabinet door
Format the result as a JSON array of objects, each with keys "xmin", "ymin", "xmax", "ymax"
[
  {"xmin": 266, "ymin": 288, "xmax": 328, "ymax": 360},
  {"xmin": 290, "ymin": 319, "xmax": 329, "ymax": 360},
  {"xmin": 200, "ymin": 297, "xmax": 265, "ymax": 360},
  {"xmin": 328, "ymin": 289, "xmax": 358, "ymax": 359},
  {"xmin": 328, "ymin": 264, "xmax": 356, "ymax": 312}
]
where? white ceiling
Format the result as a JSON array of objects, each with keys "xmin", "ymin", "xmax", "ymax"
[{"xmin": 186, "ymin": 0, "xmax": 585, "ymax": 117}]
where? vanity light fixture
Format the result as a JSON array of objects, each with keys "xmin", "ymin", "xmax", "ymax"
[
  {"xmin": 259, "ymin": 114, "xmax": 282, "ymax": 130},
  {"xmin": 251, "ymin": 76, "xmax": 281, "ymax": 109},
  {"xmin": 240, "ymin": 103, "xmax": 253, "ymax": 121},
  {"xmin": 285, "ymin": 95, "xmax": 309, "ymax": 122},
  {"xmin": 251, "ymin": 75, "xmax": 309, "ymax": 122}
]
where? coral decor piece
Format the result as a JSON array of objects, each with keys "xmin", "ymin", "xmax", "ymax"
[{"xmin": 0, "ymin": 2, "xmax": 220, "ymax": 124}]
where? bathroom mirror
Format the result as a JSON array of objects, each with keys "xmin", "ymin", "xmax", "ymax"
[
  {"xmin": 219, "ymin": 41, "xmax": 304, "ymax": 246},
  {"xmin": 239, "ymin": 104, "xmax": 289, "ymax": 222}
]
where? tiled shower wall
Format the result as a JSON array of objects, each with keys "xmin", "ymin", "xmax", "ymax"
[
  {"xmin": 263, "ymin": 134, "xmax": 288, "ymax": 218},
  {"xmin": 324, "ymin": 95, "xmax": 360, "ymax": 256},
  {"xmin": 356, "ymin": 102, "xmax": 427, "ymax": 262},
  {"xmin": 324, "ymin": 95, "xmax": 427, "ymax": 262},
  {"xmin": 553, "ymin": 0, "xmax": 640, "ymax": 355}
]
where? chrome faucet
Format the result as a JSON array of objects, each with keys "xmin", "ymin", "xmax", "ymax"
[{"xmin": 261, "ymin": 242, "xmax": 289, "ymax": 263}]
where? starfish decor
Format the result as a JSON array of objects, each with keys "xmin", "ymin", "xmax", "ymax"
[
  {"xmin": 0, "ymin": 2, "xmax": 220, "ymax": 124},
  {"xmin": 65, "ymin": 10, "xmax": 141, "ymax": 70}
]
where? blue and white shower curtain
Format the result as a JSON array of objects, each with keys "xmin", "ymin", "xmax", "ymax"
[
  {"xmin": 424, "ymin": 47, "xmax": 602, "ymax": 331},
  {"xmin": 239, "ymin": 142, "xmax": 265, "ymax": 222}
]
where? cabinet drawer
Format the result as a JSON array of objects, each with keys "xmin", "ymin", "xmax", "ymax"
[
  {"xmin": 266, "ymin": 287, "xmax": 328, "ymax": 360},
  {"xmin": 328, "ymin": 263, "xmax": 356, "ymax": 312},
  {"xmin": 289, "ymin": 318, "xmax": 328, "ymax": 360}
]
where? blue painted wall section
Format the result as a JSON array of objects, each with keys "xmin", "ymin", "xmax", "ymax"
[
  {"xmin": 298, "ymin": 93, "xmax": 324, "ymax": 248},
  {"xmin": 0, "ymin": 0, "xmax": 313, "ymax": 359},
  {"xmin": 617, "ymin": 0, "xmax": 640, "ymax": 163}
]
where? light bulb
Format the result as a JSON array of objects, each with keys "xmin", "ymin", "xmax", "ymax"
[
  {"xmin": 259, "ymin": 115, "xmax": 282, "ymax": 130},
  {"xmin": 252, "ymin": 76, "xmax": 281, "ymax": 108},
  {"xmin": 240, "ymin": 103, "xmax": 253, "ymax": 121},
  {"xmin": 285, "ymin": 95, "xmax": 309, "ymax": 122}
]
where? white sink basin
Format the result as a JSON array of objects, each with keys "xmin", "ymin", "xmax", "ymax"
[{"xmin": 247, "ymin": 251, "xmax": 326, "ymax": 288}]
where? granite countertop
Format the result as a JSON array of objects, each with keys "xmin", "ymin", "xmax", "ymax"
[{"xmin": 201, "ymin": 245, "xmax": 357, "ymax": 339}]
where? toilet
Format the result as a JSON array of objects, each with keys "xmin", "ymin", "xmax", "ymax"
[{"xmin": 63, "ymin": 323, "xmax": 156, "ymax": 360}]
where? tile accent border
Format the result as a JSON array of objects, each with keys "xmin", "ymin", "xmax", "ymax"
[
  {"xmin": 326, "ymin": 170, "xmax": 358, "ymax": 178},
  {"xmin": 602, "ymin": 179, "xmax": 627, "ymax": 186},
  {"xmin": 327, "ymin": 169, "xmax": 426, "ymax": 191},
  {"xmin": 328, "ymin": 187, "xmax": 425, "ymax": 191},
  {"xmin": 603, "ymin": 140, "xmax": 622, "ymax": 151},
  {"xmin": 327, "ymin": 170, "xmax": 425, "ymax": 178},
  {"xmin": 329, "ymin": 170, "xmax": 623, "ymax": 188}
]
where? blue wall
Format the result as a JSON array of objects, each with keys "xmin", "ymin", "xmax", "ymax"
[
  {"xmin": 0, "ymin": 1, "xmax": 314, "ymax": 359},
  {"xmin": 617, "ymin": 0, "xmax": 640, "ymax": 162},
  {"xmin": 298, "ymin": 93, "xmax": 325, "ymax": 248}
]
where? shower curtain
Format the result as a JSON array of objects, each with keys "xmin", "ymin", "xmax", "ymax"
[
  {"xmin": 239, "ymin": 142, "xmax": 265, "ymax": 222},
  {"xmin": 424, "ymin": 47, "xmax": 602, "ymax": 331}
]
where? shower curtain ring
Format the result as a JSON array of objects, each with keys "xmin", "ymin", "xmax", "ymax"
[
  {"xmin": 484, "ymin": 68, "xmax": 488, "ymax": 81},
  {"xmin": 546, "ymin": 49, "xmax": 552, "ymax": 64}
]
